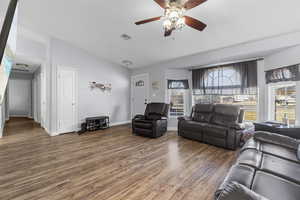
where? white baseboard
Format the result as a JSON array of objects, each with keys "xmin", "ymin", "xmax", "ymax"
[
  {"xmin": 111, "ymin": 120, "xmax": 131, "ymax": 127},
  {"xmin": 50, "ymin": 121, "xmax": 131, "ymax": 137},
  {"xmin": 50, "ymin": 132, "xmax": 60, "ymax": 137},
  {"xmin": 10, "ymin": 115, "xmax": 30, "ymax": 118},
  {"xmin": 168, "ymin": 127, "xmax": 177, "ymax": 131}
]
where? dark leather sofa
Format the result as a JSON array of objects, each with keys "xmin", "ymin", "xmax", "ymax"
[
  {"xmin": 178, "ymin": 104, "xmax": 245, "ymax": 150},
  {"xmin": 216, "ymin": 131, "xmax": 300, "ymax": 200},
  {"xmin": 132, "ymin": 103, "xmax": 169, "ymax": 138}
]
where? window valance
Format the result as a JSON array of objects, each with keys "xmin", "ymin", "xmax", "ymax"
[
  {"xmin": 192, "ymin": 60, "xmax": 257, "ymax": 95},
  {"xmin": 168, "ymin": 80, "xmax": 189, "ymax": 89},
  {"xmin": 265, "ymin": 65, "xmax": 300, "ymax": 84}
]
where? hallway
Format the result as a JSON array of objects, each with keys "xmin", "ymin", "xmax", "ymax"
[{"xmin": 2, "ymin": 117, "xmax": 44, "ymax": 141}]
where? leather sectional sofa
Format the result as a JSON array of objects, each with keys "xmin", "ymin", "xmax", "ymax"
[
  {"xmin": 216, "ymin": 131, "xmax": 300, "ymax": 200},
  {"xmin": 178, "ymin": 104, "xmax": 245, "ymax": 150}
]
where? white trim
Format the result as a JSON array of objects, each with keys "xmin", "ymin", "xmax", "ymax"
[
  {"xmin": 49, "ymin": 120, "xmax": 131, "ymax": 137},
  {"xmin": 9, "ymin": 115, "xmax": 32, "ymax": 118},
  {"xmin": 131, "ymin": 73, "xmax": 149, "ymax": 118},
  {"xmin": 111, "ymin": 120, "xmax": 131, "ymax": 127}
]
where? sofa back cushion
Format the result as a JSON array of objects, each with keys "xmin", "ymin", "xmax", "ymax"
[
  {"xmin": 212, "ymin": 104, "xmax": 241, "ymax": 127},
  {"xmin": 144, "ymin": 103, "xmax": 169, "ymax": 120},
  {"xmin": 192, "ymin": 104, "xmax": 214, "ymax": 123}
]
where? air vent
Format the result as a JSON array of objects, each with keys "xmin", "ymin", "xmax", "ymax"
[
  {"xmin": 12, "ymin": 68, "xmax": 30, "ymax": 72},
  {"xmin": 121, "ymin": 34, "xmax": 132, "ymax": 40},
  {"xmin": 122, "ymin": 60, "xmax": 133, "ymax": 66}
]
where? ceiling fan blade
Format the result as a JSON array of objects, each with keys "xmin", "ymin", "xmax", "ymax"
[
  {"xmin": 184, "ymin": 0, "xmax": 207, "ymax": 10},
  {"xmin": 164, "ymin": 29, "xmax": 173, "ymax": 37},
  {"xmin": 184, "ymin": 16, "xmax": 207, "ymax": 31},
  {"xmin": 153, "ymin": 0, "xmax": 167, "ymax": 8},
  {"xmin": 135, "ymin": 16, "xmax": 162, "ymax": 25}
]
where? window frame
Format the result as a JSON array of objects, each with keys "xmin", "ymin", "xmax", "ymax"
[
  {"xmin": 168, "ymin": 89, "xmax": 188, "ymax": 119},
  {"xmin": 268, "ymin": 81, "xmax": 297, "ymax": 125}
]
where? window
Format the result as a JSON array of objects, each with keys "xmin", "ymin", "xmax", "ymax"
[
  {"xmin": 193, "ymin": 95, "xmax": 257, "ymax": 121},
  {"xmin": 169, "ymin": 90, "xmax": 186, "ymax": 117},
  {"xmin": 192, "ymin": 62, "xmax": 258, "ymax": 122},
  {"xmin": 269, "ymin": 83, "xmax": 296, "ymax": 125}
]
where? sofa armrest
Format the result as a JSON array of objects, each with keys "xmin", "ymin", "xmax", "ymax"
[
  {"xmin": 178, "ymin": 116, "xmax": 191, "ymax": 121},
  {"xmin": 133, "ymin": 114, "xmax": 145, "ymax": 120},
  {"xmin": 254, "ymin": 131, "xmax": 300, "ymax": 150},
  {"xmin": 229, "ymin": 123, "xmax": 245, "ymax": 130},
  {"xmin": 217, "ymin": 182, "xmax": 269, "ymax": 200}
]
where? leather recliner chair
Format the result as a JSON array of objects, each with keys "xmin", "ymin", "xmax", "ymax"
[
  {"xmin": 132, "ymin": 103, "xmax": 169, "ymax": 138},
  {"xmin": 178, "ymin": 104, "xmax": 245, "ymax": 150}
]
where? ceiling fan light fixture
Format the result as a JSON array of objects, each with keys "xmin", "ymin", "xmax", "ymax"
[
  {"xmin": 176, "ymin": 17, "xmax": 185, "ymax": 29},
  {"xmin": 163, "ymin": 19, "xmax": 172, "ymax": 30},
  {"xmin": 135, "ymin": 0, "xmax": 208, "ymax": 37}
]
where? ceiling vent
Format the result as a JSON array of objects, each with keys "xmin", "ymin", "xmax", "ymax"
[
  {"xmin": 121, "ymin": 34, "xmax": 132, "ymax": 40},
  {"xmin": 122, "ymin": 60, "xmax": 133, "ymax": 66}
]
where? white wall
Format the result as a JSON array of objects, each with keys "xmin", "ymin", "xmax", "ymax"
[{"xmin": 50, "ymin": 38, "xmax": 131, "ymax": 134}]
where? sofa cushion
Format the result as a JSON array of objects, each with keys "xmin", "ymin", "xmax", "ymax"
[
  {"xmin": 144, "ymin": 103, "xmax": 167, "ymax": 117},
  {"xmin": 242, "ymin": 138, "xmax": 300, "ymax": 164},
  {"xmin": 261, "ymin": 143, "xmax": 299, "ymax": 164},
  {"xmin": 261, "ymin": 154, "xmax": 300, "ymax": 184},
  {"xmin": 204, "ymin": 124, "xmax": 228, "ymax": 139},
  {"xmin": 192, "ymin": 104, "xmax": 214, "ymax": 123},
  {"xmin": 212, "ymin": 104, "xmax": 240, "ymax": 127},
  {"xmin": 180, "ymin": 120, "xmax": 208, "ymax": 132},
  {"xmin": 252, "ymin": 171, "xmax": 300, "ymax": 200},
  {"xmin": 134, "ymin": 122, "xmax": 152, "ymax": 129},
  {"xmin": 146, "ymin": 113, "xmax": 162, "ymax": 120},
  {"xmin": 237, "ymin": 149, "xmax": 263, "ymax": 169}
]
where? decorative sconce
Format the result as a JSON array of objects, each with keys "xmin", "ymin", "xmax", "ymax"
[{"xmin": 90, "ymin": 82, "xmax": 112, "ymax": 91}]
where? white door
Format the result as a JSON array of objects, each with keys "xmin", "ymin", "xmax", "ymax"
[
  {"xmin": 131, "ymin": 74, "xmax": 149, "ymax": 117},
  {"xmin": 57, "ymin": 67, "xmax": 77, "ymax": 134}
]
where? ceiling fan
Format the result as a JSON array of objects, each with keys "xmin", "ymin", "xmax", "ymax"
[{"xmin": 135, "ymin": 0, "xmax": 208, "ymax": 37}]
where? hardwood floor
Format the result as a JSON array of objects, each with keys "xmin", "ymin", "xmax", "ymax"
[{"xmin": 0, "ymin": 118, "xmax": 237, "ymax": 200}]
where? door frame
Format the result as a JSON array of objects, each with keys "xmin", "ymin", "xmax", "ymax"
[
  {"xmin": 131, "ymin": 73, "xmax": 149, "ymax": 118},
  {"xmin": 56, "ymin": 66, "xmax": 78, "ymax": 135}
]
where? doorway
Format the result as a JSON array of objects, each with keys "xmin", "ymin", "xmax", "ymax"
[
  {"xmin": 56, "ymin": 66, "xmax": 78, "ymax": 134},
  {"xmin": 8, "ymin": 62, "xmax": 42, "ymax": 121},
  {"xmin": 131, "ymin": 73, "xmax": 149, "ymax": 117}
]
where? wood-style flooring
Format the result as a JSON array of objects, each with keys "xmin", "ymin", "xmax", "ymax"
[{"xmin": 0, "ymin": 118, "xmax": 237, "ymax": 200}]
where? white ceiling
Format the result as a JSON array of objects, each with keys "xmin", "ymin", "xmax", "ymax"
[{"xmin": 17, "ymin": 0, "xmax": 300, "ymax": 68}]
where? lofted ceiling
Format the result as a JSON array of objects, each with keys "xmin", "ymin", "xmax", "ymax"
[{"xmin": 17, "ymin": 0, "xmax": 300, "ymax": 68}]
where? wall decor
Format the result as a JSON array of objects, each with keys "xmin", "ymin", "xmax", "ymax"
[
  {"xmin": 90, "ymin": 82, "xmax": 112, "ymax": 91},
  {"xmin": 152, "ymin": 81, "xmax": 160, "ymax": 90},
  {"xmin": 135, "ymin": 80, "xmax": 144, "ymax": 87}
]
